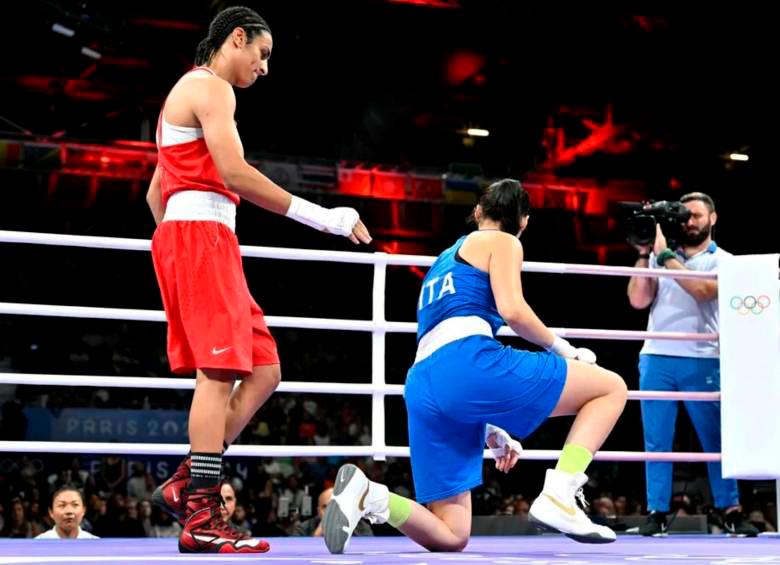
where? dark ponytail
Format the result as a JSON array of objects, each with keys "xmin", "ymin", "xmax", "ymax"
[
  {"xmin": 471, "ymin": 179, "xmax": 530, "ymax": 235},
  {"xmin": 194, "ymin": 6, "xmax": 272, "ymax": 66}
]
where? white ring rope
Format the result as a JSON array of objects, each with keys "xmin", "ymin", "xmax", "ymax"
[
  {"xmin": 0, "ymin": 441, "xmax": 721, "ymax": 463},
  {"xmin": 0, "ymin": 302, "xmax": 718, "ymax": 342},
  {"xmin": 0, "ymin": 229, "xmax": 717, "ymax": 278},
  {"xmin": 0, "ymin": 230, "xmax": 725, "ymax": 463},
  {"xmin": 0, "ymin": 373, "xmax": 720, "ymax": 401}
]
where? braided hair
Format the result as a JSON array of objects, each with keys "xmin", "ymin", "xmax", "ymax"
[{"xmin": 195, "ymin": 6, "xmax": 271, "ymax": 66}]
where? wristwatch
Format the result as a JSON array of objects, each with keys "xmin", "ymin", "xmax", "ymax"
[{"xmin": 656, "ymin": 248, "xmax": 677, "ymax": 266}]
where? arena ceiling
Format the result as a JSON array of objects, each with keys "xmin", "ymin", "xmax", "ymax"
[{"xmin": 0, "ymin": 2, "xmax": 771, "ymax": 184}]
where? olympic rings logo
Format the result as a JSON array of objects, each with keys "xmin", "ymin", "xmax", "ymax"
[{"xmin": 730, "ymin": 295, "xmax": 771, "ymax": 315}]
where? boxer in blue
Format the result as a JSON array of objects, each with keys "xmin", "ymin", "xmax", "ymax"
[{"xmin": 324, "ymin": 179, "xmax": 628, "ymax": 553}]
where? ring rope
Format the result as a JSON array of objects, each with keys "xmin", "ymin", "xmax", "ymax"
[
  {"xmin": 0, "ymin": 372, "xmax": 720, "ymax": 401},
  {"xmin": 0, "ymin": 302, "xmax": 718, "ymax": 342},
  {"xmin": 0, "ymin": 441, "xmax": 721, "ymax": 463},
  {"xmin": 0, "ymin": 229, "xmax": 718, "ymax": 279},
  {"xmin": 0, "ymin": 229, "xmax": 727, "ymax": 464}
]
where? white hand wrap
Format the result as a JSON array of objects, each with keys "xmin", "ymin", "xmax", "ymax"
[
  {"xmin": 547, "ymin": 336, "xmax": 597, "ymax": 365},
  {"xmin": 485, "ymin": 424, "xmax": 523, "ymax": 460},
  {"xmin": 285, "ymin": 195, "xmax": 359, "ymax": 237}
]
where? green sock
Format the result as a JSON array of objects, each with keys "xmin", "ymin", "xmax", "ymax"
[
  {"xmin": 555, "ymin": 443, "xmax": 593, "ymax": 475},
  {"xmin": 387, "ymin": 492, "xmax": 412, "ymax": 529}
]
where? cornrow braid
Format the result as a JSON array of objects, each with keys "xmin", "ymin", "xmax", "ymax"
[{"xmin": 194, "ymin": 6, "xmax": 271, "ymax": 66}]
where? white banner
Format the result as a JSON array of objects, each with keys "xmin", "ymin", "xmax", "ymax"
[{"xmin": 719, "ymin": 254, "xmax": 780, "ymax": 479}]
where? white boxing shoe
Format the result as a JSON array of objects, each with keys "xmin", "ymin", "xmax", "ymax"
[
  {"xmin": 529, "ymin": 469, "xmax": 617, "ymax": 544},
  {"xmin": 322, "ymin": 464, "xmax": 390, "ymax": 554}
]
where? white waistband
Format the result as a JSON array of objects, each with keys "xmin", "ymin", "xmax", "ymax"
[
  {"xmin": 414, "ymin": 316, "xmax": 493, "ymax": 364},
  {"xmin": 163, "ymin": 191, "xmax": 236, "ymax": 232}
]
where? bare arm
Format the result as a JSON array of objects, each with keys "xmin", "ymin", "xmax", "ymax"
[
  {"xmin": 489, "ymin": 233, "xmax": 556, "ymax": 348},
  {"xmin": 195, "ymin": 79, "xmax": 292, "ymax": 214},
  {"xmin": 650, "ymin": 225, "xmax": 717, "ymax": 302},
  {"xmin": 146, "ymin": 165, "xmax": 164, "ymax": 226},
  {"xmin": 660, "ymin": 257, "xmax": 718, "ymax": 302},
  {"xmin": 627, "ymin": 254, "xmax": 658, "ymax": 309},
  {"xmin": 193, "ymin": 78, "xmax": 370, "ymax": 243}
]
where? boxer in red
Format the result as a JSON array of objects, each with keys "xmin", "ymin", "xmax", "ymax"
[{"xmin": 145, "ymin": 6, "xmax": 371, "ymax": 554}]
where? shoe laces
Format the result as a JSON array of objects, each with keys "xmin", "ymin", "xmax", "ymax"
[
  {"xmin": 214, "ymin": 515, "xmax": 236, "ymax": 536},
  {"xmin": 574, "ymin": 488, "xmax": 589, "ymax": 511},
  {"xmin": 204, "ymin": 493, "xmax": 240, "ymax": 536}
]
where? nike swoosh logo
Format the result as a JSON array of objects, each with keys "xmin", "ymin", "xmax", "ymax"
[
  {"xmin": 358, "ymin": 484, "xmax": 369, "ymax": 511},
  {"xmin": 211, "ymin": 346, "xmax": 232, "ymax": 355},
  {"xmin": 544, "ymin": 493, "xmax": 577, "ymax": 516},
  {"xmin": 172, "ymin": 491, "xmax": 179, "ymax": 503}
]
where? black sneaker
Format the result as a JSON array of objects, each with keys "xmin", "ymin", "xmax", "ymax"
[
  {"xmin": 723, "ymin": 510, "xmax": 759, "ymax": 537},
  {"xmin": 639, "ymin": 511, "xmax": 668, "ymax": 536}
]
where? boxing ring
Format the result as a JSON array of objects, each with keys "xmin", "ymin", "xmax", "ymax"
[{"xmin": 0, "ymin": 229, "xmax": 778, "ymax": 564}]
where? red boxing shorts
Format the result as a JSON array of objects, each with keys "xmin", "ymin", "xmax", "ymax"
[{"xmin": 151, "ymin": 220, "xmax": 279, "ymax": 375}]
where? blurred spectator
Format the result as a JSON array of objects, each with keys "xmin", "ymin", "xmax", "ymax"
[
  {"xmin": 28, "ymin": 500, "xmax": 49, "ymax": 531},
  {"xmin": 2, "ymin": 497, "xmax": 41, "ymax": 538},
  {"xmin": 294, "ymin": 488, "xmax": 372, "ymax": 537},
  {"xmin": 313, "ymin": 421, "xmax": 331, "ymax": 446},
  {"xmin": 96, "ymin": 456, "xmax": 127, "ymax": 497},
  {"xmin": 253, "ymin": 508, "xmax": 288, "ymax": 538},
  {"xmin": 35, "ymin": 487, "xmax": 97, "ymax": 539},
  {"xmin": 47, "ymin": 459, "xmax": 91, "ymax": 496},
  {"xmin": 748, "ymin": 510, "xmax": 776, "ymax": 533},
  {"xmin": 298, "ymin": 412, "xmax": 317, "ymax": 443},
  {"xmin": 85, "ymin": 494, "xmax": 103, "ymax": 527},
  {"xmin": 593, "ymin": 496, "xmax": 616, "ymax": 519},
  {"xmin": 138, "ymin": 499, "xmax": 153, "ymax": 537},
  {"xmin": 220, "ymin": 482, "xmax": 251, "ymax": 536},
  {"xmin": 233, "ymin": 504, "xmax": 252, "ymax": 535},
  {"xmin": 149, "ymin": 506, "xmax": 181, "ymax": 538},
  {"xmin": 280, "ymin": 476, "xmax": 305, "ymax": 511},
  {"xmin": 614, "ymin": 495, "xmax": 628, "ymax": 516},
  {"xmin": 118, "ymin": 498, "xmax": 146, "ymax": 537},
  {"xmin": 92, "ymin": 493, "xmax": 125, "ymax": 537},
  {"xmin": 126, "ymin": 463, "xmax": 156, "ymax": 501},
  {"xmin": 671, "ymin": 493, "xmax": 693, "ymax": 517}
]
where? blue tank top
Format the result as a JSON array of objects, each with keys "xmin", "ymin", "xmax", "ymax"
[{"xmin": 416, "ymin": 235, "xmax": 504, "ymax": 342}]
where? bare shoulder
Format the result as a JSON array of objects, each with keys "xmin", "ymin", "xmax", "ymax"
[
  {"xmin": 188, "ymin": 73, "xmax": 235, "ymax": 107},
  {"xmin": 479, "ymin": 230, "xmax": 521, "ymax": 253},
  {"xmin": 171, "ymin": 72, "xmax": 234, "ymax": 110},
  {"xmin": 164, "ymin": 72, "xmax": 234, "ymax": 127},
  {"xmin": 461, "ymin": 231, "xmax": 521, "ymax": 271}
]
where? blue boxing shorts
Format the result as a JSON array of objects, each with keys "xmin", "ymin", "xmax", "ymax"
[{"xmin": 404, "ymin": 335, "xmax": 567, "ymax": 503}]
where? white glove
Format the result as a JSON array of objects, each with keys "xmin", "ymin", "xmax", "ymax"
[
  {"xmin": 547, "ymin": 336, "xmax": 597, "ymax": 365},
  {"xmin": 485, "ymin": 424, "xmax": 523, "ymax": 460},
  {"xmin": 285, "ymin": 195, "xmax": 359, "ymax": 237}
]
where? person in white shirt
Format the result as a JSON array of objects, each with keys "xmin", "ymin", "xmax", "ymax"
[
  {"xmin": 35, "ymin": 486, "xmax": 99, "ymax": 539},
  {"xmin": 627, "ymin": 192, "xmax": 757, "ymax": 538}
]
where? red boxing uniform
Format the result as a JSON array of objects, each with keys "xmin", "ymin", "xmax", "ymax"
[{"xmin": 151, "ymin": 67, "xmax": 278, "ymax": 375}]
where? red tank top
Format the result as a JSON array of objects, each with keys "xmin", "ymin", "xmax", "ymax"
[{"xmin": 155, "ymin": 66, "xmax": 239, "ymax": 205}]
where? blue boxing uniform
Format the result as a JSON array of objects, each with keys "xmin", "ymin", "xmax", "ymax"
[{"xmin": 404, "ymin": 236, "xmax": 568, "ymax": 503}]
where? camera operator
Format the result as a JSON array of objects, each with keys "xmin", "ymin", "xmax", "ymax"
[{"xmin": 627, "ymin": 192, "xmax": 757, "ymax": 537}]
